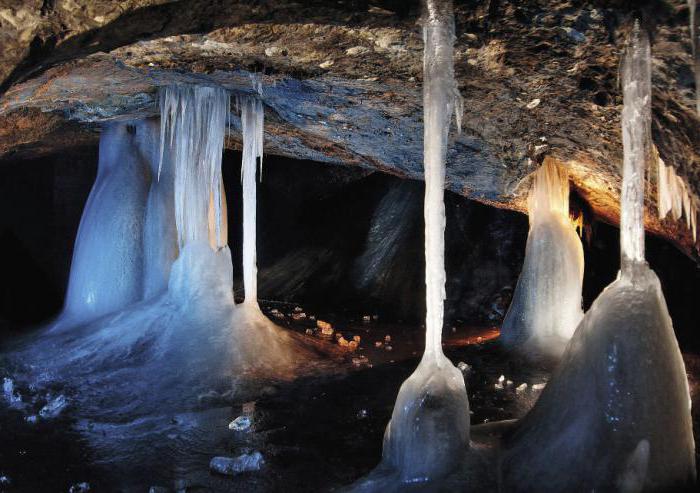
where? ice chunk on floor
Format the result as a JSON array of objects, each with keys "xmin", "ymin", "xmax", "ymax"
[
  {"xmin": 39, "ymin": 394, "xmax": 67, "ymax": 419},
  {"xmin": 209, "ymin": 452, "xmax": 264, "ymax": 475}
]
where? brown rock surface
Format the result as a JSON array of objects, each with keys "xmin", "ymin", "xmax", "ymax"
[{"xmin": 0, "ymin": 0, "xmax": 698, "ymax": 256}]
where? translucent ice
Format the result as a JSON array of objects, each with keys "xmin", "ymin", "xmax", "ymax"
[
  {"xmin": 359, "ymin": 0, "xmax": 470, "ymax": 486},
  {"xmin": 240, "ymin": 96, "xmax": 264, "ymax": 305},
  {"xmin": 500, "ymin": 160, "xmax": 584, "ymax": 357},
  {"xmin": 502, "ymin": 26, "xmax": 696, "ymax": 491},
  {"xmin": 61, "ymin": 122, "xmax": 151, "ymax": 324}
]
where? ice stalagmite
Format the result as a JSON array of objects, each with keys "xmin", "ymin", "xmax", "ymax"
[
  {"xmin": 354, "ymin": 0, "xmax": 470, "ymax": 487},
  {"xmin": 240, "ymin": 96, "xmax": 264, "ymax": 306},
  {"xmin": 502, "ymin": 25, "xmax": 696, "ymax": 492},
  {"xmin": 500, "ymin": 160, "xmax": 584, "ymax": 358},
  {"xmin": 61, "ymin": 121, "xmax": 151, "ymax": 325},
  {"xmin": 142, "ymin": 118, "xmax": 178, "ymax": 299}
]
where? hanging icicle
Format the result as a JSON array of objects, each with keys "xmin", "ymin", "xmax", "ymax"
[{"xmin": 158, "ymin": 85, "xmax": 230, "ymax": 250}]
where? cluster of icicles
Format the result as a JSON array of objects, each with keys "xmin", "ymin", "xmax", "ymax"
[{"xmin": 657, "ymin": 154, "xmax": 698, "ymax": 241}]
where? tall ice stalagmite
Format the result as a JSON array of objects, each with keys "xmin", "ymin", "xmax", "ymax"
[
  {"xmin": 359, "ymin": 0, "xmax": 470, "ymax": 486},
  {"xmin": 502, "ymin": 25, "xmax": 696, "ymax": 492},
  {"xmin": 500, "ymin": 160, "xmax": 584, "ymax": 357}
]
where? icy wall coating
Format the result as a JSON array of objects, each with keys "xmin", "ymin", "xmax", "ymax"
[
  {"xmin": 62, "ymin": 121, "xmax": 151, "ymax": 324},
  {"xmin": 502, "ymin": 27, "xmax": 696, "ymax": 492},
  {"xmin": 500, "ymin": 160, "xmax": 584, "ymax": 357}
]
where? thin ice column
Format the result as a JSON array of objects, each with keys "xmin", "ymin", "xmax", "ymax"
[
  {"xmin": 619, "ymin": 24, "xmax": 652, "ymax": 275},
  {"xmin": 240, "ymin": 96, "xmax": 264, "ymax": 305}
]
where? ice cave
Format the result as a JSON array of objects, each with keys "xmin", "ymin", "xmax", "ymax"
[{"xmin": 0, "ymin": 1, "xmax": 699, "ymax": 492}]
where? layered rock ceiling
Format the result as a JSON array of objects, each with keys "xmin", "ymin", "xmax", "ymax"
[{"xmin": 0, "ymin": 0, "xmax": 698, "ymax": 256}]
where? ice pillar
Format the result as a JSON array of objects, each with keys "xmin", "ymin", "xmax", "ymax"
[
  {"xmin": 619, "ymin": 25, "xmax": 651, "ymax": 276},
  {"xmin": 62, "ymin": 122, "xmax": 150, "ymax": 323},
  {"xmin": 240, "ymin": 96, "xmax": 264, "ymax": 306},
  {"xmin": 377, "ymin": 0, "xmax": 470, "ymax": 483}
]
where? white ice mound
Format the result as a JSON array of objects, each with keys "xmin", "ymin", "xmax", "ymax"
[
  {"xmin": 381, "ymin": 354, "xmax": 470, "ymax": 483},
  {"xmin": 501, "ymin": 161, "xmax": 583, "ymax": 357},
  {"xmin": 502, "ymin": 263, "xmax": 696, "ymax": 492}
]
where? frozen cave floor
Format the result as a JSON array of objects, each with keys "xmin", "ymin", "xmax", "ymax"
[{"xmin": 1, "ymin": 303, "xmax": 699, "ymax": 492}]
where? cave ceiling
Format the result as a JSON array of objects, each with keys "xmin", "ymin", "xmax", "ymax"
[{"xmin": 0, "ymin": 0, "xmax": 698, "ymax": 257}]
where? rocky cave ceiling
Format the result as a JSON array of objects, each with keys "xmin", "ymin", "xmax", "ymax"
[{"xmin": 0, "ymin": 0, "xmax": 698, "ymax": 257}]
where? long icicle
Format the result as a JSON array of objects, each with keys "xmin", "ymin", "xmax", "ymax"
[
  {"xmin": 241, "ymin": 96, "xmax": 264, "ymax": 305},
  {"xmin": 620, "ymin": 23, "xmax": 652, "ymax": 276}
]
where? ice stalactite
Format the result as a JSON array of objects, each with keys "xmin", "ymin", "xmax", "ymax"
[
  {"xmin": 500, "ymin": 160, "xmax": 584, "ymax": 357},
  {"xmin": 240, "ymin": 96, "xmax": 264, "ymax": 306},
  {"xmin": 502, "ymin": 25, "xmax": 696, "ymax": 492},
  {"xmin": 353, "ymin": 0, "xmax": 470, "ymax": 488},
  {"xmin": 159, "ymin": 85, "xmax": 230, "ymax": 251},
  {"xmin": 61, "ymin": 121, "xmax": 151, "ymax": 326},
  {"xmin": 657, "ymin": 154, "xmax": 698, "ymax": 242}
]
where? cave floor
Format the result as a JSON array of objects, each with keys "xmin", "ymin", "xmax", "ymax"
[{"xmin": 1, "ymin": 302, "xmax": 699, "ymax": 492}]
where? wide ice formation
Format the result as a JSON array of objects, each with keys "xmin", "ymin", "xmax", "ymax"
[
  {"xmin": 502, "ymin": 25, "xmax": 696, "ymax": 492},
  {"xmin": 61, "ymin": 121, "xmax": 152, "ymax": 325},
  {"xmin": 352, "ymin": 1, "xmax": 470, "ymax": 488},
  {"xmin": 500, "ymin": 160, "xmax": 584, "ymax": 357}
]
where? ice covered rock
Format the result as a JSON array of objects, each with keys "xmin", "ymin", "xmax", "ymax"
[{"xmin": 209, "ymin": 452, "xmax": 264, "ymax": 476}]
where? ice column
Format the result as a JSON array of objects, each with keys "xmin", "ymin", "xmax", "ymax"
[
  {"xmin": 619, "ymin": 25, "xmax": 652, "ymax": 275},
  {"xmin": 378, "ymin": 0, "xmax": 470, "ymax": 483},
  {"xmin": 240, "ymin": 96, "xmax": 264, "ymax": 305},
  {"xmin": 62, "ymin": 122, "xmax": 150, "ymax": 323},
  {"xmin": 500, "ymin": 160, "xmax": 584, "ymax": 357}
]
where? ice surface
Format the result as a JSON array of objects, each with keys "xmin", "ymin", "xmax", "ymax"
[
  {"xmin": 240, "ymin": 96, "xmax": 264, "ymax": 305},
  {"xmin": 500, "ymin": 161, "xmax": 584, "ymax": 357},
  {"xmin": 61, "ymin": 122, "xmax": 151, "ymax": 325},
  {"xmin": 356, "ymin": 0, "xmax": 470, "ymax": 487},
  {"xmin": 502, "ymin": 26, "xmax": 696, "ymax": 491},
  {"xmin": 142, "ymin": 118, "xmax": 179, "ymax": 299}
]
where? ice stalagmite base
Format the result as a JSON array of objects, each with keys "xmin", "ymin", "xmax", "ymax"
[
  {"xmin": 61, "ymin": 121, "xmax": 151, "ymax": 326},
  {"xmin": 502, "ymin": 25, "xmax": 696, "ymax": 492},
  {"xmin": 501, "ymin": 160, "xmax": 583, "ymax": 358}
]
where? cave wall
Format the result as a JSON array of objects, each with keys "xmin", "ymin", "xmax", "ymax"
[{"xmin": 1, "ymin": 147, "xmax": 698, "ymax": 351}]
